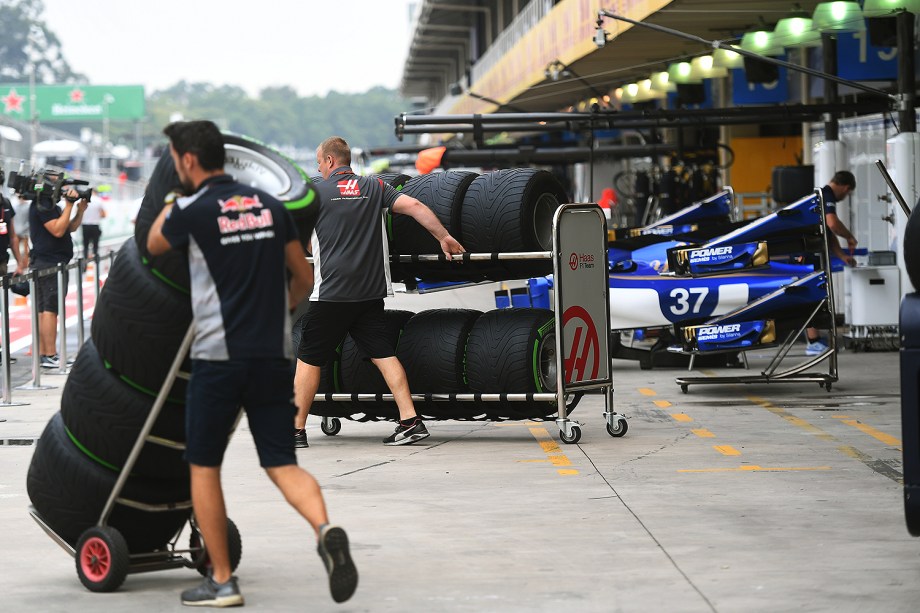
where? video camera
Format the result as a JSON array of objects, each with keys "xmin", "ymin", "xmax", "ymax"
[{"xmin": 6, "ymin": 162, "xmax": 92, "ymax": 208}]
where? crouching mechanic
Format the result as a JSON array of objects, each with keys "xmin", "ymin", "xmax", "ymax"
[
  {"xmin": 147, "ymin": 120, "xmax": 357, "ymax": 607},
  {"xmin": 293, "ymin": 136, "xmax": 465, "ymax": 447}
]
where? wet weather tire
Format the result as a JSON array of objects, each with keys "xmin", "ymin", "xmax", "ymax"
[
  {"xmin": 61, "ymin": 340, "xmax": 187, "ymax": 481},
  {"xmin": 27, "ymin": 413, "xmax": 190, "ymax": 552},
  {"xmin": 390, "ymin": 171, "xmax": 476, "ymax": 254},
  {"xmin": 92, "ymin": 238, "xmax": 191, "ymax": 401},
  {"xmin": 76, "ymin": 526, "xmax": 130, "ymax": 592},
  {"xmin": 397, "ymin": 308, "xmax": 481, "ymax": 418},
  {"xmin": 135, "ymin": 133, "xmax": 318, "ymax": 290},
  {"xmin": 460, "ymin": 169, "xmax": 567, "ymax": 273},
  {"xmin": 465, "ymin": 308, "xmax": 557, "ymax": 419}
]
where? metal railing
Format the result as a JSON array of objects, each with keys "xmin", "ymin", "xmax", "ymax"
[{"xmin": 0, "ymin": 251, "xmax": 115, "ymax": 405}]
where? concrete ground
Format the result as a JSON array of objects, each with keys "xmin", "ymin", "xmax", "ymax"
[{"xmin": 0, "ymin": 284, "xmax": 915, "ymax": 612}]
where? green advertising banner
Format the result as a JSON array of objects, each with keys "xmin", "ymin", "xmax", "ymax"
[{"xmin": 0, "ymin": 84, "xmax": 144, "ymax": 121}]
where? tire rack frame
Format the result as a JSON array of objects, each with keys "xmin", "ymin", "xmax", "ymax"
[
  {"xmin": 29, "ymin": 324, "xmax": 211, "ymax": 580},
  {"xmin": 316, "ymin": 203, "xmax": 625, "ymax": 443},
  {"xmin": 674, "ymin": 188, "xmax": 839, "ymax": 393}
]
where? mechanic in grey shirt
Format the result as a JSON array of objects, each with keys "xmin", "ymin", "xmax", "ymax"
[{"xmin": 293, "ymin": 136, "xmax": 464, "ymax": 447}]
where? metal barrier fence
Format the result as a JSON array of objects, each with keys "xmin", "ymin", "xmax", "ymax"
[{"xmin": 0, "ymin": 251, "xmax": 116, "ymax": 406}]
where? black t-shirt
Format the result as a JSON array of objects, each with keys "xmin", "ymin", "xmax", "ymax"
[
  {"xmin": 0, "ymin": 196, "xmax": 15, "ymax": 261},
  {"xmin": 30, "ymin": 199, "xmax": 74, "ymax": 264},
  {"xmin": 161, "ymin": 174, "xmax": 302, "ymax": 360}
]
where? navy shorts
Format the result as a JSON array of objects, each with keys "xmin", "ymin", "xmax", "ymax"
[
  {"xmin": 185, "ymin": 359, "xmax": 297, "ymax": 468},
  {"xmin": 297, "ymin": 299, "xmax": 396, "ymax": 366}
]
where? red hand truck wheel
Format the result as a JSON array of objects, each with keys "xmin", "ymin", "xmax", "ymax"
[{"xmin": 75, "ymin": 526, "xmax": 130, "ymax": 592}]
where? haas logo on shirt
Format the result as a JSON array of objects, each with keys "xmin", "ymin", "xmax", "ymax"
[{"xmin": 337, "ymin": 179, "xmax": 360, "ymax": 197}]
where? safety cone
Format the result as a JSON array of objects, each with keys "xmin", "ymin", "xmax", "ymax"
[
  {"xmin": 14, "ymin": 295, "xmax": 27, "ymax": 307},
  {"xmin": 85, "ymin": 261, "xmax": 95, "ymax": 282}
]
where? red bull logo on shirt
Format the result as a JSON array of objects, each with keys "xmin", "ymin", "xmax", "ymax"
[
  {"xmin": 218, "ymin": 194, "xmax": 263, "ymax": 213},
  {"xmin": 217, "ymin": 209, "xmax": 274, "ymax": 234},
  {"xmin": 337, "ymin": 179, "xmax": 360, "ymax": 197}
]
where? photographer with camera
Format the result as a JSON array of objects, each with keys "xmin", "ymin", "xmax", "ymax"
[{"xmin": 30, "ymin": 175, "xmax": 88, "ymax": 369}]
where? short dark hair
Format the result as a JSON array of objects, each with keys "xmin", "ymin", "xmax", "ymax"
[
  {"xmin": 319, "ymin": 136, "xmax": 351, "ymax": 166},
  {"xmin": 831, "ymin": 170, "xmax": 856, "ymax": 190},
  {"xmin": 163, "ymin": 120, "xmax": 225, "ymax": 171}
]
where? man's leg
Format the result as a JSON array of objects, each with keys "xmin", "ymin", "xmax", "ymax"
[
  {"xmin": 371, "ymin": 356, "xmax": 417, "ymax": 421},
  {"xmin": 264, "ymin": 464, "xmax": 327, "ymax": 533},
  {"xmin": 39, "ymin": 312, "xmax": 57, "ymax": 357},
  {"xmin": 293, "ymin": 360, "xmax": 322, "ymax": 431},
  {"xmin": 189, "ymin": 464, "xmax": 231, "ymax": 583}
]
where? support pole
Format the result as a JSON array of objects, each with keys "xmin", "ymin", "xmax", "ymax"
[{"xmin": 898, "ymin": 10, "xmax": 917, "ymax": 134}]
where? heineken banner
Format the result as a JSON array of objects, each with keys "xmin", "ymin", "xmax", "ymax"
[{"xmin": 0, "ymin": 84, "xmax": 144, "ymax": 121}]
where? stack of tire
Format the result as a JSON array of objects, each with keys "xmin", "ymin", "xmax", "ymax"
[
  {"xmin": 383, "ymin": 168, "xmax": 569, "ymax": 283},
  {"xmin": 26, "ymin": 135, "xmax": 319, "ymax": 582},
  {"xmin": 301, "ymin": 306, "xmax": 559, "ymax": 423}
]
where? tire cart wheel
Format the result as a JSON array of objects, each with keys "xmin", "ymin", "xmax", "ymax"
[
  {"xmin": 321, "ymin": 418, "xmax": 342, "ymax": 436},
  {"xmin": 191, "ymin": 518, "xmax": 243, "ymax": 577},
  {"xmin": 606, "ymin": 418, "xmax": 628, "ymax": 438},
  {"xmin": 681, "ymin": 384, "xmax": 689, "ymax": 394},
  {"xmin": 75, "ymin": 526, "xmax": 130, "ymax": 592},
  {"xmin": 559, "ymin": 425, "xmax": 582, "ymax": 444}
]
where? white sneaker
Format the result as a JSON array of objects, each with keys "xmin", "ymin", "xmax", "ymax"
[{"xmin": 805, "ymin": 339, "xmax": 830, "ymax": 356}]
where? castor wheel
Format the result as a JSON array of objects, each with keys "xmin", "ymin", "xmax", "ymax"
[
  {"xmin": 75, "ymin": 526, "xmax": 130, "ymax": 592},
  {"xmin": 191, "ymin": 518, "xmax": 243, "ymax": 577},
  {"xmin": 681, "ymin": 384, "xmax": 689, "ymax": 394},
  {"xmin": 321, "ymin": 418, "xmax": 342, "ymax": 436},
  {"xmin": 559, "ymin": 425, "xmax": 582, "ymax": 444},
  {"xmin": 606, "ymin": 419, "xmax": 628, "ymax": 437}
]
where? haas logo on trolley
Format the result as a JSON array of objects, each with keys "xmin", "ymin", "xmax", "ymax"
[
  {"xmin": 562, "ymin": 306, "xmax": 600, "ymax": 384},
  {"xmin": 337, "ymin": 179, "xmax": 360, "ymax": 197}
]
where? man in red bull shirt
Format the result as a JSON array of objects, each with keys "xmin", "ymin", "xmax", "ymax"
[
  {"xmin": 293, "ymin": 136, "xmax": 465, "ymax": 447},
  {"xmin": 147, "ymin": 121, "xmax": 357, "ymax": 607}
]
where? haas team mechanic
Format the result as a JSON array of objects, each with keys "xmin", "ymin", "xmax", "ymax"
[
  {"xmin": 148, "ymin": 121, "xmax": 357, "ymax": 607},
  {"xmin": 293, "ymin": 136, "xmax": 465, "ymax": 447}
]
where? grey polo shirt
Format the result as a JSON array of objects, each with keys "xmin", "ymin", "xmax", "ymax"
[{"xmin": 309, "ymin": 166, "xmax": 399, "ymax": 301}]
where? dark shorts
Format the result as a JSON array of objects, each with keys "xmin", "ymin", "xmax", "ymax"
[
  {"xmin": 297, "ymin": 299, "xmax": 395, "ymax": 366},
  {"xmin": 185, "ymin": 359, "xmax": 297, "ymax": 468},
  {"xmin": 33, "ymin": 260, "xmax": 69, "ymax": 314}
]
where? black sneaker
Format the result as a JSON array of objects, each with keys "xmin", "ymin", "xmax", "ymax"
[
  {"xmin": 40, "ymin": 355, "xmax": 59, "ymax": 369},
  {"xmin": 383, "ymin": 418, "xmax": 429, "ymax": 446},
  {"xmin": 317, "ymin": 525, "xmax": 358, "ymax": 603},
  {"xmin": 294, "ymin": 428, "xmax": 309, "ymax": 448},
  {"xmin": 180, "ymin": 575, "xmax": 244, "ymax": 607}
]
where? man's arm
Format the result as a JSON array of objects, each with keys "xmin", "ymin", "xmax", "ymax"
[
  {"xmin": 42, "ymin": 200, "xmax": 75, "ymax": 238},
  {"xmin": 391, "ymin": 194, "xmax": 465, "ymax": 260},
  {"xmin": 826, "ymin": 212, "xmax": 857, "ymax": 253},
  {"xmin": 285, "ymin": 240, "xmax": 313, "ymax": 310},
  {"xmin": 8, "ymin": 220, "xmax": 20, "ymax": 268},
  {"xmin": 147, "ymin": 203, "xmax": 174, "ymax": 256},
  {"xmin": 67, "ymin": 198, "xmax": 88, "ymax": 233}
]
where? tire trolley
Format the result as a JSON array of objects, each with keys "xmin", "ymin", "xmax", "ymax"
[
  {"xmin": 29, "ymin": 325, "xmax": 243, "ymax": 592},
  {"xmin": 315, "ymin": 203, "xmax": 626, "ymax": 444}
]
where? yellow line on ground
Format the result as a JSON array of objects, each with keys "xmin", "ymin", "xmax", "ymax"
[
  {"xmin": 831, "ymin": 416, "xmax": 853, "ymax": 419},
  {"xmin": 839, "ymin": 419, "xmax": 902, "ymax": 447},
  {"xmin": 548, "ymin": 455, "xmax": 572, "ymax": 466},
  {"xmin": 678, "ymin": 466, "xmax": 832, "ymax": 473},
  {"xmin": 526, "ymin": 427, "xmax": 578, "ymax": 475},
  {"xmin": 495, "ymin": 421, "xmax": 542, "ymax": 427},
  {"xmin": 700, "ymin": 370, "xmax": 717, "ymax": 376},
  {"xmin": 692, "ymin": 428, "xmax": 715, "ymax": 438},
  {"xmin": 653, "ymin": 399, "xmax": 672, "ymax": 408},
  {"xmin": 671, "ymin": 413, "xmax": 693, "ymax": 422},
  {"xmin": 714, "ymin": 445, "xmax": 741, "ymax": 456},
  {"xmin": 747, "ymin": 395, "xmax": 903, "ymax": 483},
  {"xmin": 638, "ymin": 388, "xmax": 657, "ymax": 396}
]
